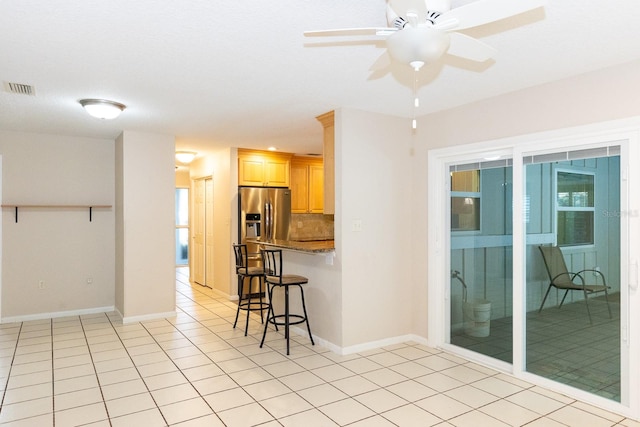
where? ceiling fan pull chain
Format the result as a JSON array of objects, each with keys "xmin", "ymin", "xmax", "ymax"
[{"xmin": 412, "ymin": 69, "xmax": 419, "ymax": 130}]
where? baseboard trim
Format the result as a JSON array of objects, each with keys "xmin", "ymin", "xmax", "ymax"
[
  {"xmin": 1, "ymin": 306, "xmax": 116, "ymax": 324},
  {"xmin": 121, "ymin": 311, "xmax": 177, "ymax": 324},
  {"xmin": 339, "ymin": 334, "xmax": 430, "ymax": 355},
  {"xmin": 287, "ymin": 326, "xmax": 430, "ymax": 356}
]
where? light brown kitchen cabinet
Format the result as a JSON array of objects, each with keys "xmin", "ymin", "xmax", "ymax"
[
  {"xmin": 291, "ymin": 157, "xmax": 323, "ymax": 213},
  {"xmin": 238, "ymin": 149, "xmax": 292, "ymax": 187},
  {"xmin": 316, "ymin": 111, "xmax": 335, "ymax": 214},
  {"xmin": 308, "ymin": 163, "xmax": 324, "ymax": 213}
]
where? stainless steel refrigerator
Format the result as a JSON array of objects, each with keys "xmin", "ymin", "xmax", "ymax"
[{"xmin": 238, "ymin": 187, "xmax": 291, "ymax": 261}]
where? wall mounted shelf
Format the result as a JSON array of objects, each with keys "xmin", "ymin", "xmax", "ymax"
[{"xmin": 1, "ymin": 205, "xmax": 112, "ymax": 223}]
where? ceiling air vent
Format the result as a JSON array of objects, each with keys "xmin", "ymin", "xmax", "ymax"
[{"xmin": 3, "ymin": 81, "xmax": 35, "ymax": 96}]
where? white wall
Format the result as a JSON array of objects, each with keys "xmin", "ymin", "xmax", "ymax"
[
  {"xmin": 338, "ymin": 108, "xmax": 416, "ymax": 348},
  {"xmin": 421, "ymin": 59, "xmax": 640, "ymax": 148},
  {"xmin": 0, "ymin": 130, "xmax": 115, "ymax": 320},
  {"xmin": 277, "ymin": 250, "xmax": 343, "ymax": 348},
  {"xmin": 189, "ymin": 147, "xmax": 234, "ymax": 297},
  {"xmin": 115, "ymin": 131, "xmax": 175, "ymax": 321}
]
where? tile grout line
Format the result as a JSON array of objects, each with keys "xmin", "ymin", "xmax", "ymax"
[
  {"xmin": 49, "ymin": 319, "xmax": 55, "ymax": 427},
  {"xmin": 0, "ymin": 323, "xmax": 23, "ymax": 420},
  {"xmin": 78, "ymin": 313, "xmax": 114, "ymax": 427}
]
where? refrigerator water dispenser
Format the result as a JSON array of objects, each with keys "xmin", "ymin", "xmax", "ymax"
[{"xmin": 245, "ymin": 213, "xmax": 261, "ymax": 238}]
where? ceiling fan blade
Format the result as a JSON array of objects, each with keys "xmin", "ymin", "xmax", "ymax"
[
  {"xmin": 304, "ymin": 28, "xmax": 395, "ymax": 37},
  {"xmin": 438, "ymin": 0, "xmax": 547, "ymax": 31},
  {"xmin": 447, "ymin": 32, "xmax": 497, "ymax": 62}
]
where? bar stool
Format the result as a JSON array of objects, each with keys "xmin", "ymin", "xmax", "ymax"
[
  {"xmin": 260, "ymin": 248, "xmax": 314, "ymax": 355},
  {"xmin": 232, "ymin": 244, "xmax": 268, "ymax": 336}
]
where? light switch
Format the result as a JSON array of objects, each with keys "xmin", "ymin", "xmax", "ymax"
[{"xmin": 352, "ymin": 219, "xmax": 363, "ymax": 232}]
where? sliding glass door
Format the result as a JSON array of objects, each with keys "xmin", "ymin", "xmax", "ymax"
[
  {"xmin": 431, "ymin": 135, "xmax": 636, "ymax": 416},
  {"xmin": 524, "ymin": 149, "xmax": 621, "ymax": 401},
  {"xmin": 449, "ymin": 162, "xmax": 513, "ymax": 363}
]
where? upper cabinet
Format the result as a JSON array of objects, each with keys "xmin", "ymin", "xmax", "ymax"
[
  {"xmin": 291, "ymin": 157, "xmax": 324, "ymax": 213},
  {"xmin": 316, "ymin": 111, "xmax": 335, "ymax": 215},
  {"xmin": 238, "ymin": 149, "xmax": 292, "ymax": 187}
]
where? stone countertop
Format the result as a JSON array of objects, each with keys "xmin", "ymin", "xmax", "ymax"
[{"xmin": 247, "ymin": 238, "xmax": 335, "ymax": 254}]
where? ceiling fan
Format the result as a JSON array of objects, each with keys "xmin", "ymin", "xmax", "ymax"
[{"xmin": 304, "ymin": 0, "xmax": 547, "ymax": 71}]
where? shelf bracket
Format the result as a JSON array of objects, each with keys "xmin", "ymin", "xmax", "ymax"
[{"xmin": 2, "ymin": 204, "xmax": 111, "ymax": 223}]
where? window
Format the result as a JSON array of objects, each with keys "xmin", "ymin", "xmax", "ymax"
[
  {"xmin": 451, "ymin": 170, "xmax": 480, "ymax": 231},
  {"xmin": 556, "ymin": 170, "xmax": 594, "ymax": 246},
  {"xmin": 175, "ymin": 188, "xmax": 189, "ymax": 265}
]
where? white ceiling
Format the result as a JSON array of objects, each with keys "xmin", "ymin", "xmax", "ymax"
[{"xmin": 2, "ymin": 1, "xmax": 640, "ymax": 158}]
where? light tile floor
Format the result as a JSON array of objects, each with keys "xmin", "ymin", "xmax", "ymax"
[{"xmin": 0, "ymin": 269, "xmax": 637, "ymax": 427}]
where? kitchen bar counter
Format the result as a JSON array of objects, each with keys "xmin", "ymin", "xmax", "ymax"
[{"xmin": 247, "ymin": 238, "xmax": 335, "ymax": 254}]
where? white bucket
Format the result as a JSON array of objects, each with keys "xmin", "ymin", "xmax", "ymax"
[{"xmin": 463, "ymin": 299, "xmax": 491, "ymax": 337}]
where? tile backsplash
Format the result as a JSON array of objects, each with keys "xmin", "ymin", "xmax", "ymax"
[{"xmin": 289, "ymin": 213, "xmax": 334, "ymax": 240}]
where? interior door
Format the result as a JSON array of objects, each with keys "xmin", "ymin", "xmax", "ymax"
[
  {"xmin": 192, "ymin": 178, "xmax": 205, "ymax": 285},
  {"xmin": 205, "ymin": 178, "xmax": 214, "ymax": 287}
]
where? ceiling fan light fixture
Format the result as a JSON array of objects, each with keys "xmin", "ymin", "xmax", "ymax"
[
  {"xmin": 175, "ymin": 151, "xmax": 197, "ymax": 164},
  {"xmin": 386, "ymin": 27, "xmax": 450, "ymax": 69},
  {"xmin": 79, "ymin": 99, "xmax": 126, "ymax": 120}
]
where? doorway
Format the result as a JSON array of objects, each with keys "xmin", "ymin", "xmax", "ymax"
[
  {"xmin": 192, "ymin": 177, "xmax": 214, "ymax": 287},
  {"xmin": 175, "ymin": 187, "xmax": 189, "ymax": 266},
  {"xmin": 428, "ymin": 126, "xmax": 640, "ymax": 418}
]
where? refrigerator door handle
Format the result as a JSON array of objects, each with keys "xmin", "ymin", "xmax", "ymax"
[
  {"xmin": 268, "ymin": 202, "xmax": 273, "ymax": 240},
  {"xmin": 264, "ymin": 202, "xmax": 271, "ymax": 240}
]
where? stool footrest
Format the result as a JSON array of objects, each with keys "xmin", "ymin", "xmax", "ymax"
[
  {"xmin": 238, "ymin": 302, "xmax": 270, "ymax": 312},
  {"xmin": 267, "ymin": 314, "xmax": 307, "ymax": 327}
]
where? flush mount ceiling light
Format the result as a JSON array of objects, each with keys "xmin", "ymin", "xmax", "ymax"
[
  {"xmin": 175, "ymin": 151, "xmax": 197, "ymax": 164},
  {"xmin": 79, "ymin": 99, "xmax": 126, "ymax": 120}
]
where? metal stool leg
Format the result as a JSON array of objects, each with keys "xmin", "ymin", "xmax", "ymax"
[
  {"xmin": 259, "ymin": 276, "xmax": 265, "ymax": 323},
  {"xmin": 260, "ymin": 283, "xmax": 275, "ymax": 348},
  {"xmin": 285, "ymin": 285, "xmax": 290, "ymax": 355},
  {"xmin": 233, "ymin": 275, "xmax": 244, "ymax": 329},
  {"xmin": 298, "ymin": 284, "xmax": 314, "ymax": 346},
  {"xmin": 244, "ymin": 276, "xmax": 253, "ymax": 336}
]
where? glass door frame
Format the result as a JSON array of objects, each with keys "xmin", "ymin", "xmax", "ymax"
[{"xmin": 427, "ymin": 119, "xmax": 640, "ymax": 419}]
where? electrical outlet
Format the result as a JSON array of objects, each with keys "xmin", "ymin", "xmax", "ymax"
[
  {"xmin": 38, "ymin": 280, "xmax": 45, "ymax": 290},
  {"xmin": 297, "ymin": 221, "xmax": 303, "ymax": 228},
  {"xmin": 352, "ymin": 219, "xmax": 363, "ymax": 232},
  {"xmin": 87, "ymin": 277, "xmax": 93, "ymax": 285}
]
